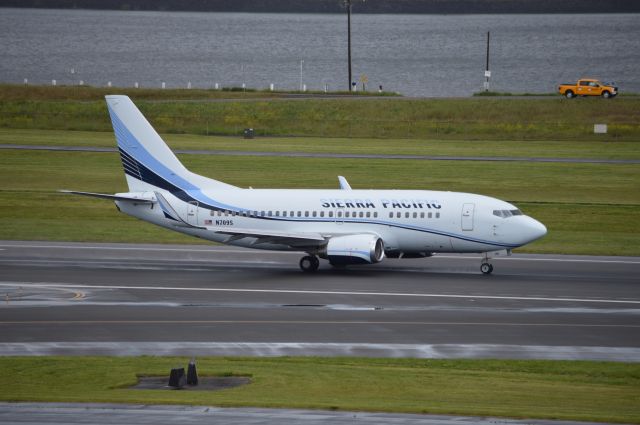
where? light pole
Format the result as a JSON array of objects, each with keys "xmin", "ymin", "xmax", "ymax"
[
  {"xmin": 346, "ymin": 0, "xmax": 352, "ymax": 91},
  {"xmin": 300, "ymin": 59, "xmax": 304, "ymax": 91}
]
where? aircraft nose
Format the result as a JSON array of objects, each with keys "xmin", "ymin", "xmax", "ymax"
[{"xmin": 526, "ymin": 217, "xmax": 547, "ymax": 242}]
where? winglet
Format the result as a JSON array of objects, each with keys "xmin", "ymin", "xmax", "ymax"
[{"xmin": 338, "ymin": 176, "xmax": 352, "ymax": 190}]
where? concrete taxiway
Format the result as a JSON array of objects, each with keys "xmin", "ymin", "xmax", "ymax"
[
  {"xmin": 0, "ymin": 241, "xmax": 639, "ymax": 360},
  {"xmin": 0, "ymin": 403, "xmax": 619, "ymax": 425}
]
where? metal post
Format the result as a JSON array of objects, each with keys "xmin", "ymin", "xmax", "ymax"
[
  {"xmin": 300, "ymin": 59, "xmax": 304, "ymax": 91},
  {"xmin": 484, "ymin": 31, "xmax": 491, "ymax": 92},
  {"xmin": 347, "ymin": 0, "xmax": 352, "ymax": 91}
]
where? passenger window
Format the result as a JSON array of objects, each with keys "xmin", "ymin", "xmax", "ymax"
[
  {"xmin": 396, "ymin": 212, "xmax": 401, "ymax": 218},
  {"xmin": 413, "ymin": 212, "xmax": 417, "ymax": 218},
  {"xmin": 580, "ymin": 81, "xmax": 589, "ymax": 86},
  {"xmin": 282, "ymin": 211, "xmax": 287, "ymax": 217},
  {"xmin": 305, "ymin": 211, "xmax": 309, "ymax": 217},
  {"xmin": 268, "ymin": 211, "xmax": 272, "ymax": 217},
  {"xmin": 436, "ymin": 212, "xmax": 440, "ymax": 218},
  {"xmin": 428, "ymin": 212, "xmax": 432, "ymax": 218},
  {"xmin": 389, "ymin": 212, "xmax": 393, "ymax": 218},
  {"xmin": 275, "ymin": 211, "xmax": 280, "ymax": 217},
  {"xmin": 320, "ymin": 211, "xmax": 324, "ymax": 217},
  {"xmin": 297, "ymin": 211, "xmax": 301, "ymax": 217},
  {"xmin": 405, "ymin": 212, "xmax": 410, "ymax": 218},
  {"xmin": 345, "ymin": 212, "xmax": 350, "ymax": 218},
  {"xmin": 329, "ymin": 211, "xmax": 333, "ymax": 218},
  {"xmin": 290, "ymin": 211, "xmax": 294, "ymax": 217},
  {"xmin": 312, "ymin": 211, "xmax": 317, "ymax": 217},
  {"xmin": 374, "ymin": 212, "xmax": 378, "ymax": 218},
  {"xmin": 420, "ymin": 212, "xmax": 424, "ymax": 218},
  {"xmin": 366, "ymin": 212, "xmax": 371, "ymax": 218},
  {"xmin": 337, "ymin": 211, "xmax": 342, "ymax": 217}
]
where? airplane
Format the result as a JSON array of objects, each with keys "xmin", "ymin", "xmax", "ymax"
[{"xmin": 62, "ymin": 95, "xmax": 547, "ymax": 274}]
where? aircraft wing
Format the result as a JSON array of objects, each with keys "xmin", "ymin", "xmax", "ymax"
[{"xmin": 209, "ymin": 227, "xmax": 326, "ymax": 247}]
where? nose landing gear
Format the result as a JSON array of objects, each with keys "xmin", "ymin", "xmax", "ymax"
[
  {"xmin": 480, "ymin": 253, "xmax": 494, "ymax": 275},
  {"xmin": 299, "ymin": 255, "xmax": 320, "ymax": 273},
  {"xmin": 480, "ymin": 262, "xmax": 494, "ymax": 274}
]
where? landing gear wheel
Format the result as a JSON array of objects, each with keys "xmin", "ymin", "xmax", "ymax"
[
  {"xmin": 480, "ymin": 263, "xmax": 493, "ymax": 275},
  {"xmin": 299, "ymin": 255, "xmax": 319, "ymax": 273}
]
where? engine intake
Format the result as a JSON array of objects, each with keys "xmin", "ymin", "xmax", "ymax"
[{"xmin": 323, "ymin": 234, "xmax": 385, "ymax": 265}]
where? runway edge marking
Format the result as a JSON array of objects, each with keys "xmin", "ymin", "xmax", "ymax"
[{"xmin": 1, "ymin": 281, "xmax": 639, "ymax": 305}]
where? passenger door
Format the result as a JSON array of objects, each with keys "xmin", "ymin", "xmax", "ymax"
[
  {"xmin": 187, "ymin": 201, "xmax": 199, "ymax": 226},
  {"xmin": 461, "ymin": 203, "xmax": 474, "ymax": 231}
]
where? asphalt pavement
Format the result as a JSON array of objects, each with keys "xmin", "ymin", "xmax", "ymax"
[{"xmin": 1, "ymin": 241, "xmax": 638, "ymax": 361}]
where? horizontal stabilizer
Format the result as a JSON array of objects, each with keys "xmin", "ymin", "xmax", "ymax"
[{"xmin": 59, "ymin": 190, "xmax": 155, "ymax": 203}]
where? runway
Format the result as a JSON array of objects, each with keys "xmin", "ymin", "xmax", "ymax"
[{"xmin": 1, "ymin": 241, "xmax": 639, "ymax": 361}]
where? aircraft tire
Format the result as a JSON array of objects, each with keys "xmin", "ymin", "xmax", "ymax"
[
  {"xmin": 300, "ymin": 255, "xmax": 319, "ymax": 273},
  {"xmin": 480, "ymin": 263, "xmax": 493, "ymax": 275}
]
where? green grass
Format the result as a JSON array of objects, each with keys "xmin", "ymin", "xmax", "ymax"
[
  {"xmin": 1, "ymin": 149, "xmax": 639, "ymax": 255},
  {"xmin": 472, "ymin": 91, "xmax": 556, "ymax": 96},
  {"xmin": 2, "ymin": 89, "xmax": 639, "ymax": 140},
  {"xmin": 1, "ymin": 357, "xmax": 639, "ymax": 423},
  {"xmin": 2, "ymin": 128, "xmax": 640, "ymax": 160}
]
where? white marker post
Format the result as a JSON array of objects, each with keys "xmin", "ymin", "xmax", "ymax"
[
  {"xmin": 134, "ymin": 82, "xmax": 139, "ymax": 89},
  {"xmin": 107, "ymin": 81, "xmax": 112, "ymax": 88},
  {"xmin": 161, "ymin": 82, "xmax": 166, "ymax": 89},
  {"xmin": 484, "ymin": 31, "xmax": 491, "ymax": 92},
  {"xmin": 23, "ymin": 78, "xmax": 28, "ymax": 85},
  {"xmin": 270, "ymin": 83, "xmax": 274, "ymax": 91},
  {"xmin": 52, "ymin": 80, "xmax": 57, "ymax": 86},
  {"xmin": 187, "ymin": 81, "xmax": 191, "ymax": 89}
]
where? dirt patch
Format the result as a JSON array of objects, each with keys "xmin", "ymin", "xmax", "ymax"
[{"xmin": 131, "ymin": 376, "xmax": 251, "ymax": 391}]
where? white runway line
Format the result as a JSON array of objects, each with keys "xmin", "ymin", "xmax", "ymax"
[{"xmin": 1, "ymin": 281, "xmax": 639, "ymax": 305}]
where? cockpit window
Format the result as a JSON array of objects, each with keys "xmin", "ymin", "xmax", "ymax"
[{"xmin": 493, "ymin": 209, "xmax": 523, "ymax": 218}]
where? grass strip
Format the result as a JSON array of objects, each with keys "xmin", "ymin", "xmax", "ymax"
[
  {"xmin": 2, "ymin": 129, "xmax": 640, "ymax": 160},
  {"xmin": 1, "ymin": 93, "xmax": 639, "ymax": 141},
  {"xmin": 1, "ymin": 150, "xmax": 638, "ymax": 255},
  {"xmin": 0, "ymin": 357, "xmax": 638, "ymax": 423}
]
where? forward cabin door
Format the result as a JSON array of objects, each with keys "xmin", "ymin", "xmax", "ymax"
[
  {"xmin": 461, "ymin": 203, "xmax": 475, "ymax": 231},
  {"xmin": 187, "ymin": 201, "xmax": 199, "ymax": 226}
]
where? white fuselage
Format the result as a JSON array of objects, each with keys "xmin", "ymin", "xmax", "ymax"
[{"xmin": 117, "ymin": 187, "xmax": 546, "ymax": 255}]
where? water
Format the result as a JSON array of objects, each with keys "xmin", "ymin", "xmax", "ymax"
[{"xmin": 1, "ymin": 8, "xmax": 639, "ymax": 97}]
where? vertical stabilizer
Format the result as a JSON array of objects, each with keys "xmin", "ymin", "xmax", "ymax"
[{"xmin": 105, "ymin": 95, "xmax": 236, "ymax": 192}]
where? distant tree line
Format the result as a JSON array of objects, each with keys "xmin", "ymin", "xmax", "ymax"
[{"xmin": 1, "ymin": 0, "xmax": 638, "ymax": 13}]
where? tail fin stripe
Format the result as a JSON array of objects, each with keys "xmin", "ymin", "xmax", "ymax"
[{"xmin": 109, "ymin": 105, "xmax": 199, "ymax": 192}]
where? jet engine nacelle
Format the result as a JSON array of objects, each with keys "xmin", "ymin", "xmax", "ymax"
[{"xmin": 323, "ymin": 234, "xmax": 385, "ymax": 265}]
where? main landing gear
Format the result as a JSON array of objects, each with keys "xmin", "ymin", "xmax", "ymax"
[
  {"xmin": 299, "ymin": 255, "xmax": 319, "ymax": 273},
  {"xmin": 480, "ymin": 253, "xmax": 494, "ymax": 275}
]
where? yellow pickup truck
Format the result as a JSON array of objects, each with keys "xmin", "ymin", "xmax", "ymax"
[{"xmin": 558, "ymin": 78, "xmax": 618, "ymax": 98}]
